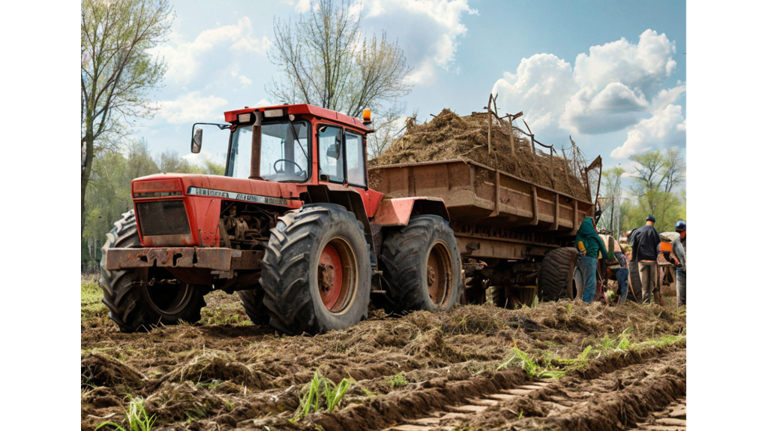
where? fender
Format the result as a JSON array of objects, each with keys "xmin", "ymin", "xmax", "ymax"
[
  {"xmin": 301, "ymin": 184, "xmax": 378, "ymax": 266},
  {"xmin": 371, "ymin": 197, "xmax": 450, "ymax": 227}
]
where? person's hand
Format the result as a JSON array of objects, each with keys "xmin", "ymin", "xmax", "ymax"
[{"xmin": 671, "ymin": 256, "xmax": 680, "ymax": 266}]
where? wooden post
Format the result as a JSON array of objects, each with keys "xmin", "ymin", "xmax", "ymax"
[
  {"xmin": 562, "ymin": 146, "xmax": 570, "ymax": 187},
  {"xmin": 508, "ymin": 116, "xmax": 515, "ymax": 155},
  {"xmin": 549, "ymin": 147, "xmax": 554, "ymax": 178},
  {"xmin": 488, "ymin": 94, "xmax": 493, "ymax": 154}
]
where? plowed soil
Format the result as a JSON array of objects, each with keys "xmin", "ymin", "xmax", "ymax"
[{"xmin": 81, "ymin": 276, "xmax": 686, "ymax": 431}]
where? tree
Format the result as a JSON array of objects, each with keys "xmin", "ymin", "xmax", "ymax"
[
  {"xmin": 597, "ymin": 166, "xmax": 625, "ymax": 235},
  {"xmin": 81, "ymin": 0, "xmax": 173, "ymax": 236},
  {"xmin": 267, "ymin": 0, "xmax": 412, "ymax": 120},
  {"xmin": 626, "ymin": 149, "xmax": 686, "ymax": 232}
]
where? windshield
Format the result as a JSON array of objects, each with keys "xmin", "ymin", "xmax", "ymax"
[{"xmin": 228, "ymin": 120, "xmax": 310, "ymax": 182}]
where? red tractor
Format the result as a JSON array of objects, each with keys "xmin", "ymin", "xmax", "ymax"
[{"xmin": 100, "ymin": 104, "xmax": 462, "ymax": 334}]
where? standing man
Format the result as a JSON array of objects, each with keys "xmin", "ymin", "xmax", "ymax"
[
  {"xmin": 575, "ymin": 217, "xmax": 609, "ymax": 303},
  {"xmin": 633, "ymin": 215, "xmax": 662, "ymax": 304},
  {"xmin": 670, "ymin": 220, "xmax": 687, "ymax": 307}
]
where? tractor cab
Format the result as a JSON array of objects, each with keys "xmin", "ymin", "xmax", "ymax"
[{"xmin": 192, "ymin": 104, "xmax": 372, "ymax": 188}]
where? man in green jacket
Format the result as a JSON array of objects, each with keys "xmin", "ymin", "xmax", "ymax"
[{"xmin": 574, "ymin": 217, "xmax": 609, "ymax": 303}]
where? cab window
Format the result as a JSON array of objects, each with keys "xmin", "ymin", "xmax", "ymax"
[
  {"xmin": 318, "ymin": 125, "xmax": 344, "ymax": 182},
  {"xmin": 345, "ymin": 131, "xmax": 366, "ymax": 187}
]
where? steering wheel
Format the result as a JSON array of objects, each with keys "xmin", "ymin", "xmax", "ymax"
[{"xmin": 274, "ymin": 159, "xmax": 304, "ymax": 175}]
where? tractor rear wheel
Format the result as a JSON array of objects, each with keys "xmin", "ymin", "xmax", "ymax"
[
  {"xmin": 259, "ymin": 204, "xmax": 372, "ymax": 334},
  {"xmin": 538, "ymin": 247, "xmax": 579, "ymax": 302},
  {"xmin": 380, "ymin": 215, "xmax": 463, "ymax": 313},
  {"xmin": 99, "ymin": 211, "xmax": 209, "ymax": 333}
]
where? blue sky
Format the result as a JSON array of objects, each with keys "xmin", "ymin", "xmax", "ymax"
[{"xmin": 138, "ymin": 0, "xmax": 686, "ymax": 178}]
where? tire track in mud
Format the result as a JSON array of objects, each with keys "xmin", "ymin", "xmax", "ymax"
[
  {"xmin": 627, "ymin": 397, "xmax": 686, "ymax": 431},
  {"xmin": 374, "ymin": 346, "xmax": 686, "ymax": 431}
]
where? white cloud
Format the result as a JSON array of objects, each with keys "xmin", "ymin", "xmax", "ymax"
[
  {"xmin": 253, "ymin": 99, "xmax": 273, "ymax": 107},
  {"xmin": 150, "ymin": 17, "xmax": 271, "ymax": 85},
  {"xmin": 609, "ymin": 82, "xmax": 686, "ymax": 159},
  {"xmin": 611, "ymin": 104, "xmax": 686, "ymax": 159},
  {"xmin": 573, "ymin": 29, "xmax": 676, "ymax": 94},
  {"xmin": 492, "ymin": 53, "xmax": 577, "ymax": 131},
  {"xmin": 281, "ymin": 0, "xmax": 312, "ymax": 13},
  {"xmin": 492, "ymin": 29, "xmax": 684, "ymax": 160},
  {"xmin": 361, "ymin": 0, "xmax": 477, "ymax": 85},
  {"xmin": 158, "ymin": 91, "xmax": 228, "ymax": 124}
]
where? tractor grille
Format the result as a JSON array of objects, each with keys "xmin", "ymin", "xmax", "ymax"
[{"xmin": 136, "ymin": 201, "xmax": 191, "ymax": 236}]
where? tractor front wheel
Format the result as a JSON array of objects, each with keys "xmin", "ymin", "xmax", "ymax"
[
  {"xmin": 99, "ymin": 211, "xmax": 209, "ymax": 333},
  {"xmin": 259, "ymin": 204, "xmax": 372, "ymax": 334}
]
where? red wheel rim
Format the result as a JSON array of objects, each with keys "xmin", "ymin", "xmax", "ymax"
[
  {"xmin": 427, "ymin": 241, "xmax": 453, "ymax": 305},
  {"xmin": 317, "ymin": 238, "xmax": 357, "ymax": 313}
]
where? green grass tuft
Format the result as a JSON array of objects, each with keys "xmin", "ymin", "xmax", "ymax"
[
  {"xmin": 385, "ymin": 372, "xmax": 409, "ymax": 388},
  {"xmin": 82, "ymin": 278, "xmax": 108, "ymax": 321},
  {"xmin": 291, "ymin": 371, "xmax": 353, "ymax": 422},
  {"xmin": 96, "ymin": 396, "xmax": 155, "ymax": 431}
]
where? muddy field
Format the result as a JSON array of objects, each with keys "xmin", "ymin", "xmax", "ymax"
[{"xmin": 81, "ymin": 275, "xmax": 686, "ymax": 431}]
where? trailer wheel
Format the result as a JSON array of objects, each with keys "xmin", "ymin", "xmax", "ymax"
[
  {"xmin": 538, "ymin": 247, "xmax": 580, "ymax": 302},
  {"xmin": 260, "ymin": 204, "xmax": 371, "ymax": 335},
  {"xmin": 99, "ymin": 211, "xmax": 209, "ymax": 333},
  {"xmin": 380, "ymin": 215, "xmax": 463, "ymax": 313},
  {"xmin": 237, "ymin": 286, "xmax": 270, "ymax": 325}
]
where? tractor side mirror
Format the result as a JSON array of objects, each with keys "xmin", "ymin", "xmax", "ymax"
[
  {"xmin": 326, "ymin": 139, "xmax": 340, "ymax": 159},
  {"xmin": 192, "ymin": 128, "xmax": 203, "ymax": 153}
]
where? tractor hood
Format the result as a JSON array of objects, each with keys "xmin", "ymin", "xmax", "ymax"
[{"xmin": 131, "ymin": 174, "xmax": 303, "ymax": 247}]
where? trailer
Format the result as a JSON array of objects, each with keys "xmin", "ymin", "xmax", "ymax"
[{"xmin": 370, "ymin": 158, "xmax": 598, "ymax": 307}]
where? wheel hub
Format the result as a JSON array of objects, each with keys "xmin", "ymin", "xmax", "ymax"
[
  {"xmin": 317, "ymin": 239, "xmax": 358, "ymax": 314},
  {"xmin": 319, "ymin": 263, "xmax": 336, "ymax": 292},
  {"xmin": 426, "ymin": 241, "xmax": 452, "ymax": 306}
]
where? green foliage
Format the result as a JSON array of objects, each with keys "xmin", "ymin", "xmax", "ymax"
[
  {"xmin": 623, "ymin": 149, "xmax": 686, "ymax": 233},
  {"xmin": 385, "ymin": 372, "xmax": 409, "ymax": 388},
  {"xmin": 291, "ymin": 371, "xmax": 353, "ymax": 422},
  {"xmin": 81, "ymin": 0, "xmax": 174, "ymax": 236},
  {"xmin": 82, "ymin": 140, "xmax": 225, "ymax": 269},
  {"xmin": 498, "ymin": 344, "xmax": 596, "ymax": 379},
  {"xmin": 597, "ymin": 328, "xmax": 633, "ymax": 352},
  {"xmin": 97, "ymin": 396, "xmax": 155, "ymax": 431},
  {"xmin": 82, "ymin": 276, "xmax": 108, "ymax": 321},
  {"xmin": 497, "ymin": 348, "xmax": 566, "ymax": 379}
]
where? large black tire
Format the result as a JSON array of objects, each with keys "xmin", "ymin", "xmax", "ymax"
[
  {"xmin": 380, "ymin": 215, "xmax": 463, "ymax": 313},
  {"xmin": 260, "ymin": 204, "xmax": 372, "ymax": 335},
  {"xmin": 99, "ymin": 210, "xmax": 209, "ymax": 333},
  {"xmin": 538, "ymin": 247, "xmax": 579, "ymax": 302},
  {"xmin": 237, "ymin": 286, "xmax": 270, "ymax": 325}
]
